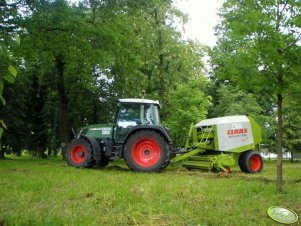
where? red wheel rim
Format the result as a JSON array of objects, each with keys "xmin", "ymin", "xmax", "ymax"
[
  {"xmin": 131, "ymin": 138, "xmax": 161, "ymax": 167},
  {"xmin": 249, "ymin": 155, "xmax": 262, "ymax": 172},
  {"xmin": 70, "ymin": 145, "xmax": 87, "ymax": 164}
]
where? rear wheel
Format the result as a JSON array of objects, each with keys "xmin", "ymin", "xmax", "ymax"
[
  {"xmin": 124, "ymin": 130, "xmax": 170, "ymax": 172},
  {"xmin": 239, "ymin": 150, "xmax": 263, "ymax": 173},
  {"xmin": 66, "ymin": 139, "xmax": 94, "ymax": 168}
]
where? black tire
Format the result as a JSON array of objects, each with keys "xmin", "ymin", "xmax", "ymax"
[
  {"xmin": 66, "ymin": 138, "xmax": 94, "ymax": 168},
  {"xmin": 124, "ymin": 130, "xmax": 170, "ymax": 172},
  {"xmin": 239, "ymin": 150, "xmax": 263, "ymax": 173}
]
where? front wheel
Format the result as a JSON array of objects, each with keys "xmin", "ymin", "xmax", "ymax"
[
  {"xmin": 66, "ymin": 139, "xmax": 94, "ymax": 168},
  {"xmin": 239, "ymin": 150, "xmax": 263, "ymax": 173},
  {"xmin": 124, "ymin": 130, "xmax": 170, "ymax": 172}
]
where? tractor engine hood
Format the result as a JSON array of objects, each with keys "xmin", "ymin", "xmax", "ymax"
[{"xmin": 78, "ymin": 124, "xmax": 112, "ymax": 139}]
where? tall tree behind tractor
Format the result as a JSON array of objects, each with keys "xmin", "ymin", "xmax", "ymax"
[{"xmin": 66, "ymin": 99, "xmax": 263, "ymax": 173}]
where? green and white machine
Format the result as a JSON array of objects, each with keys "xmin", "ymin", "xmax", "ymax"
[
  {"xmin": 66, "ymin": 98, "xmax": 263, "ymax": 173},
  {"xmin": 172, "ymin": 115, "xmax": 263, "ymax": 173}
]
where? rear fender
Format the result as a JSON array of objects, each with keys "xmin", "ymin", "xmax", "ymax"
[{"xmin": 123, "ymin": 125, "xmax": 172, "ymax": 144}]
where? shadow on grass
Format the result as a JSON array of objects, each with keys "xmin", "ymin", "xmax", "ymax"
[
  {"xmin": 3, "ymin": 155, "xmax": 63, "ymax": 163},
  {"xmin": 93, "ymin": 164, "xmax": 130, "ymax": 172}
]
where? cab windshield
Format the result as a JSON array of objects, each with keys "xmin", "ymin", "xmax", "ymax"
[
  {"xmin": 115, "ymin": 102, "xmax": 160, "ymax": 142},
  {"xmin": 117, "ymin": 103, "xmax": 160, "ymax": 127}
]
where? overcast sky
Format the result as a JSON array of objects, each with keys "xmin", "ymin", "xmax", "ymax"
[{"xmin": 175, "ymin": 0, "xmax": 223, "ymax": 47}]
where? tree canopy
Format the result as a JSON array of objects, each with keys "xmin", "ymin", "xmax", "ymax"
[{"xmin": 0, "ymin": 0, "xmax": 209, "ymax": 158}]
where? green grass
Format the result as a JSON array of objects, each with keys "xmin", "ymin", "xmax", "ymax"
[{"xmin": 0, "ymin": 156, "xmax": 300, "ymax": 226}]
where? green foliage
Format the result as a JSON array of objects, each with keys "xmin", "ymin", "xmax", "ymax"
[
  {"xmin": 0, "ymin": 0, "xmax": 22, "ymax": 139},
  {"xmin": 1, "ymin": 72, "xmax": 30, "ymax": 155},
  {"xmin": 283, "ymin": 100, "xmax": 301, "ymax": 155},
  {"xmin": 0, "ymin": 0, "xmax": 21, "ymax": 106},
  {"xmin": 164, "ymin": 77, "xmax": 210, "ymax": 143},
  {"xmin": 0, "ymin": 39, "xmax": 19, "ymax": 104},
  {"xmin": 0, "ymin": 0, "xmax": 208, "ymax": 156},
  {"xmin": 208, "ymin": 84, "xmax": 274, "ymax": 143},
  {"xmin": 0, "ymin": 37, "xmax": 19, "ymax": 138},
  {"xmin": 210, "ymin": 84, "xmax": 263, "ymax": 117},
  {"xmin": 212, "ymin": 0, "xmax": 301, "ymax": 95}
]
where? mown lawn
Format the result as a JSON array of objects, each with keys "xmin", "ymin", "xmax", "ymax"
[{"xmin": 0, "ymin": 156, "xmax": 300, "ymax": 226}]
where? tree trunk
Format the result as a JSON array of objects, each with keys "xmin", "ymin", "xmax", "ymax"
[
  {"xmin": 276, "ymin": 94, "xmax": 283, "ymax": 192},
  {"xmin": 92, "ymin": 99, "xmax": 98, "ymax": 124},
  {"xmin": 15, "ymin": 149, "xmax": 21, "ymax": 156},
  {"xmin": 48, "ymin": 148, "xmax": 52, "ymax": 157},
  {"xmin": 56, "ymin": 55, "xmax": 70, "ymax": 159},
  {"xmin": 36, "ymin": 146, "xmax": 46, "ymax": 158},
  {"xmin": 0, "ymin": 140, "xmax": 4, "ymax": 160}
]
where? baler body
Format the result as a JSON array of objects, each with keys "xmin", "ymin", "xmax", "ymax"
[{"xmin": 193, "ymin": 115, "xmax": 261, "ymax": 153}]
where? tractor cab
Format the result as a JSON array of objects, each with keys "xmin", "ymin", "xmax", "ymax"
[{"xmin": 114, "ymin": 99, "xmax": 161, "ymax": 143}]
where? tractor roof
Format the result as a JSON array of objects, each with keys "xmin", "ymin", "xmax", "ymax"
[{"xmin": 118, "ymin": 98, "xmax": 160, "ymax": 105}]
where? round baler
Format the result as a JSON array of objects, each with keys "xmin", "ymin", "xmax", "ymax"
[{"xmin": 172, "ymin": 115, "xmax": 263, "ymax": 173}]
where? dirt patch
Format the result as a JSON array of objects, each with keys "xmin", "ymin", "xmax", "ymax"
[
  {"xmin": 291, "ymin": 179, "xmax": 301, "ymax": 184},
  {"xmin": 86, "ymin": 192, "xmax": 94, "ymax": 198},
  {"xmin": 36, "ymin": 162, "xmax": 48, "ymax": 166},
  {"xmin": 68, "ymin": 192, "xmax": 95, "ymax": 201},
  {"xmin": 163, "ymin": 169, "xmax": 279, "ymax": 183},
  {"xmin": 9, "ymin": 168, "xmax": 31, "ymax": 173},
  {"xmin": 233, "ymin": 175, "xmax": 275, "ymax": 183}
]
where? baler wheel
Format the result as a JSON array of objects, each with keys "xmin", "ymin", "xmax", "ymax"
[
  {"xmin": 239, "ymin": 150, "xmax": 263, "ymax": 173},
  {"xmin": 66, "ymin": 138, "xmax": 94, "ymax": 168},
  {"xmin": 124, "ymin": 130, "xmax": 170, "ymax": 172}
]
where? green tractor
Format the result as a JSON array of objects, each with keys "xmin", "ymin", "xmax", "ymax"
[
  {"xmin": 66, "ymin": 99, "xmax": 171, "ymax": 172},
  {"xmin": 66, "ymin": 98, "xmax": 264, "ymax": 173}
]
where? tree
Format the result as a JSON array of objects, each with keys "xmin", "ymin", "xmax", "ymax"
[
  {"xmin": 207, "ymin": 83, "xmax": 273, "ymax": 143},
  {"xmin": 1, "ymin": 68, "xmax": 30, "ymax": 157},
  {"xmin": 211, "ymin": 0, "xmax": 301, "ymax": 191},
  {"xmin": 20, "ymin": 0, "xmax": 121, "ymax": 157},
  {"xmin": 0, "ymin": 0, "xmax": 21, "ymax": 159},
  {"xmin": 282, "ymin": 100, "xmax": 301, "ymax": 162},
  {"xmin": 164, "ymin": 77, "xmax": 210, "ymax": 144}
]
